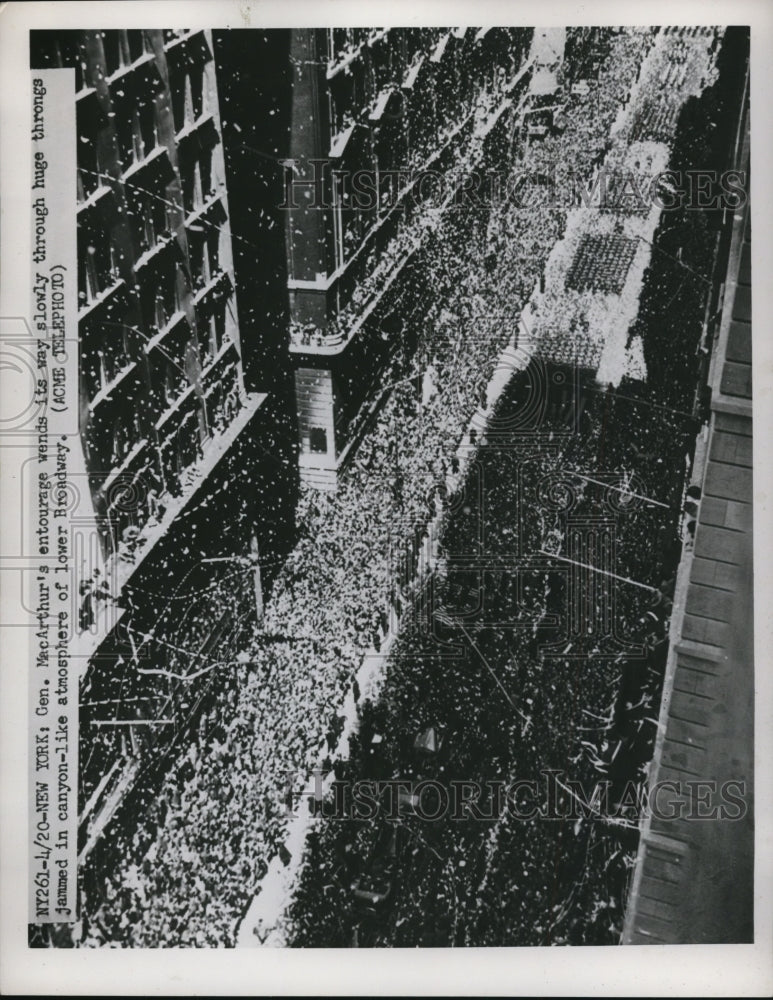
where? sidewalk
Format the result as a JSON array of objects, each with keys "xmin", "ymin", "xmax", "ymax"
[{"xmin": 622, "ymin": 114, "xmax": 753, "ymax": 944}]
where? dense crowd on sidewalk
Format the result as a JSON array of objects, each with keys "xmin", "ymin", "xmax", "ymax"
[{"xmin": 70, "ymin": 26, "xmax": 718, "ymax": 948}]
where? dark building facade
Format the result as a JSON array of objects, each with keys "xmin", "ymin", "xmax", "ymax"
[
  {"xmin": 275, "ymin": 27, "xmax": 534, "ymax": 487},
  {"xmin": 30, "ymin": 29, "xmax": 297, "ymax": 857}
]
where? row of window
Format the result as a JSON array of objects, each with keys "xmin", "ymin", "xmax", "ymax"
[
  {"xmin": 327, "ymin": 29, "xmax": 523, "ymax": 150},
  {"xmin": 322, "ymin": 110, "xmax": 478, "ymax": 273},
  {"xmin": 90, "ymin": 365, "xmax": 243, "ymax": 562},
  {"xmin": 326, "ymin": 27, "xmax": 516, "ymax": 141},
  {"xmin": 322, "ymin": 34, "xmax": 530, "ymax": 275},
  {"xmin": 31, "ymin": 30, "xmax": 245, "ymax": 550},
  {"xmin": 75, "ymin": 44, "xmax": 211, "ymax": 206},
  {"xmin": 325, "ymin": 28, "xmax": 442, "ymax": 74},
  {"xmin": 103, "ymin": 356, "xmax": 240, "ymax": 481},
  {"xmin": 33, "ymin": 30, "xmax": 148, "ymax": 93},
  {"xmin": 83, "ymin": 297, "xmax": 233, "ymax": 480},
  {"xmin": 326, "ymin": 28, "xmax": 373, "ymax": 65},
  {"xmin": 77, "ymin": 134, "xmax": 218, "ymax": 299},
  {"xmin": 102, "ymin": 29, "xmax": 149, "ymax": 79},
  {"xmin": 326, "ymin": 31, "xmax": 438, "ymax": 138},
  {"xmin": 81, "ymin": 285, "xmax": 230, "ymax": 400}
]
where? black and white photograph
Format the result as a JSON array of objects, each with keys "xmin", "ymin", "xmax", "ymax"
[{"xmin": 1, "ymin": 0, "xmax": 772, "ymax": 994}]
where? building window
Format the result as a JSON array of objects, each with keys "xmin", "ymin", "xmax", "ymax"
[
  {"xmin": 172, "ymin": 68, "xmax": 204, "ymax": 132},
  {"xmin": 127, "ymin": 108, "xmax": 145, "ymax": 163},
  {"xmin": 174, "ymin": 416, "xmax": 201, "ymax": 476},
  {"xmin": 82, "ymin": 351, "xmax": 101, "ymax": 400},
  {"xmin": 189, "ymin": 229, "xmax": 219, "ymax": 290},
  {"xmin": 103, "ymin": 29, "xmax": 146, "ymax": 77},
  {"xmin": 192, "ymin": 161, "xmax": 204, "ymax": 210},
  {"xmin": 209, "ymin": 305, "xmax": 226, "ymax": 356},
  {"xmin": 186, "ymin": 71, "xmax": 204, "ymax": 123},
  {"xmin": 127, "ymin": 30, "xmax": 146, "ymax": 64},
  {"xmin": 331, "ymin": 28, "xmax": 353, "ymax": 63},
  {"xmin": 137, "ymin": 192, "xmax": 170, "ymax": 254},
  {"xmin": 184, "ymin": 75, "xmax": 195, "ymax": 125},
  {"xmin": 116, "ymin": 98, "xmax": 156, "ymax": 170},
  {"xmin": 84, "ymin": 250, "xmax": 100, "ymax": 302},
  {"xmin": 182, "ymin": 155, "xmax": 211, "ymax": 215},
  {"xmin": 109, "ymin": 243, "xmax": 122, "ymax": 282},
  {"xmin": 199, "ymin": 149, "xmax": 213, "ymax": 199},
  {"xmin": 309, "ymin": 427, "xmax": 328, "ymax": 454},
  {"xmin": 82, "ymin": 337, "xmax": 129, "ymax": 400},
  {"xmin": 95, "ymin": 349, "xmax": 107, "ymax": 390},
  {"xmin": 158, "ymin": 357, "xmax": 187, "ymax": 408},
  {"xmin": 154, "ymin": 293, "xmax": 168, "ymax": 330},
  {"xmin": 206, "ymin": 231, "xmax": 219, "ymax": 279},
  {"xmin": 199, "ymin": 304, "xmax": 226, "ymax": 368},
  {"xmin": 49, "ymin": 35, "xmax": 85, "ymax": 91},
  {"xmin": 111, "ymin": 415, "xmax": 129, "ymax": 466},
  {"xmin": 142, "ymin": 204, "xmax": 156, "ymax": 252},
  {"xmin": 332, "ymin": 174, "xmax": 345, "ymax": 270},
  {"xmin": 141, "ymin": 260, "xmax": 178, "ymax": 331},
  {"xmin": 131, "ymin": 108, "xmax": 144, "ymax": 161},
  {"xmin": 102, "ymin": 31, "xmax": 121, "ymax": 76},
  {"xmin": 189, "ymin": 234, "xmax": 206, "ymax": 286},
  {"xmin": 96, "ymin": 343, "xmax": 130, "ymax": 393},
  {"xmin": 78, "ymin": 228, "xmax": 116, "ymax": 307},
  {"xmin": 131, "ymin": 101, "xmax": 157, "ymax": 165},
  {"xmin": 76, "ymin": 104, "xmax": 105, "ymax": 200},
  {"xmin": 118, "ymin": 30, "xmax": 132, "ymax": 68},
  {"xmin": 173, "ymin": 263, "xmax": 186, "ymax": 313}
]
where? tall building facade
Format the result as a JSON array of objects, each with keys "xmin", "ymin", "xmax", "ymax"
[
  {"xmin": 63, "ymin": 29, "xmax": 250, "ymax": 546},
  {"xmin": 278, "ymin": 27, "xmax": 533, "ymax": 487},
  {"xmin": 30, "ymin": 29, "xmax": 296, "ymax": 856}
]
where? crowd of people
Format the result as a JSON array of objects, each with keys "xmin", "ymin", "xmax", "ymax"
[
  {"xmin": 286, "ymin": 196, "xmax": 707, "ymax": 943},
  {"xmin": 527, "ymin": 19, "xmax": 723, "ymax": 381},
  {"xmin": 628, "ymin": 27, "xmax": 719, "ymax": 145},
  {"xmin": 566, "ymin": 234, "xmax": 638, "ymax": 294},
  {"xmin": 65, "ymin": 26, "xmax": 721, "ymax": 949},
  {"xmin": 287, "ymin": 363, "xmax": 690, "ymax": 946},
  {"xmin": 288, "ymin": 28, "xmax": 722, "ymax": 948}
]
